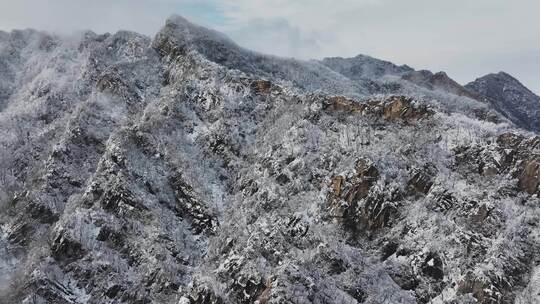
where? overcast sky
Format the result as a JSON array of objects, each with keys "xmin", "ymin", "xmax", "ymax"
[{"xmin": 1, "ymin": 0, "xmax": 539, "ymax": 94}]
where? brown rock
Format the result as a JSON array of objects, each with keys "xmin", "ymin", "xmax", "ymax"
[
  {"xmin": 383, "ymin": 96, "xmax": 409, "ymax": 120},
  {"xmin": 383, "ymin": 96, "xmax": 432, "ymax": 121},
  {"xmin": 326, "ymin": 159, "xmax": 399, "ymax": 231},
  {"xmin": 330, "ymin": 176, "xmax": 344, "ymax": 197},
  {"xmin": 324, "ymin": 96, "xmax": 365, "ymax": 113},
  {"xmin": 362, "ymin": 194, "xmax": 397, "ymax": 230},
  {"xmin": 518, "ymin": 155, "xmax": 540, "ymax": 194},
  {"xmin": 345, "ymin": 181, "xmax": 373, "ymax": 203},
  {"xmin": 496, "ymin": 132, "xmax": 524, "ymax": 149},
  {"xmin": 256, "ymin": 278, "xmax": 273, "ymax": 304},
  {"xmin": 324, "ymin": 95, "xmax": 432, "ymax": 123},
  {"xmin": 250, "ymin": 80, "xmax": 272, "ymax": 95},
  {"xmin": 345, "ymin": 159, "xmax": 379, "ymax": 203},
  {"xmin": 355, "ymin": 158, "xmax": 379, "ymax": 179}
]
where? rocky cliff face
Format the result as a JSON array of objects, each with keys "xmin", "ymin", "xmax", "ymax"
[
  {"xmin": 466, "ymin": 72, "xmax": 540, "ymax": 132},
  {"xmin": 1, "ymin": 15, "xmax": 540, "ymax": 304}
]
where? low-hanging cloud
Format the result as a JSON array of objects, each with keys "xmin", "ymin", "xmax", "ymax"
[
  {"xmin": 224, "ymin": 18, "xmax": 327, "ymax": 59},
  {"xmin": 0, "ymin": 0, "xmax": 539, "ymax": 93}
]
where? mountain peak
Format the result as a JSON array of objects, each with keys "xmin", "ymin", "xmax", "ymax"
[
  {"xmin": 153, "ymin": 15, "xmax": 378, "ymax": 96},
  {"xmin": 153, "ymin": 14, "xmax": 238, "ymax": 57},
  {"xmin": 496, "ymin": 71, "xmax": 516, "ymax": 79},
  {"xmin": 468, "ymin": 71, "xmax": 535, "ymax": 95},
  {"xmin": 471, "ymin": 71, "xmax": 525, "ymax": 87},
  {"xmin": 163, "ymin": 13, "xmax": 233, "ymax": 44},
  {"xmin": 165, "ymin": 14, "xmax": 191, "ymax": 27},
  {"xmin": 466, "ymin": 71, "xmax": 540, "ymax": 131}
]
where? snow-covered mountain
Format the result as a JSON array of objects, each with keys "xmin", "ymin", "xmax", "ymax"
[
  {"xmin": 466, "ymin": 72, "xmax": 540, "ymax": 132},
  {"xmin": 1, "ymin": 15, "xmax": 540, "ymax": 304}
]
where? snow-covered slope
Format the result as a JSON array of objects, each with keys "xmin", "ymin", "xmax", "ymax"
[{"xmin": 1, "ymin": 15, "xmax": 540, "ymax": 304}]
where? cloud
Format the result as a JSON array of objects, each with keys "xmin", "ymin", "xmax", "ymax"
[
  {"xmin": 213, "ymin": 0, "xmax": 380, "ymax": 59},
  {"xmin": 215, "ymin": 0, "xmax": 540, "ymax": 93},
  {"xmin": 0, "ymin": 0, "xmax": 220, "ymax": 35},
  {"xmin": 223, "ymin": 18, "xmax": 327, "ymax": 59},
  {"xmin": 217, "ymin": 0, "xmax": 381, "ymax": 31}
]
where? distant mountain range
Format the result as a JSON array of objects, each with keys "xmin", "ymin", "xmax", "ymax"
[
  {"xmin": 322, "ymin": 54, "xmax": 540, "ymax": 131},
  {"xmin": 466, "ymin": 72, "xmax": 540, "ymax": 131}
]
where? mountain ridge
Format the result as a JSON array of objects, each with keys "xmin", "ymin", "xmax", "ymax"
[{"xmin": 0, "ymin": 15, "xmax": 540, "ymax": 304}]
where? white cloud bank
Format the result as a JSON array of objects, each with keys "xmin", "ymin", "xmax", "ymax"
[{"xmin": 0, "ymin": 0, "xmax": 539, "ymax": 93}]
